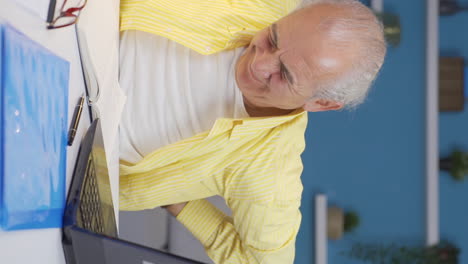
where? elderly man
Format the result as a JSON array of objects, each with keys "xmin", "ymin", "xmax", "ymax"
[{"xmin": 118, "ymin": 0, "xmax": 386, "ymax": 263}]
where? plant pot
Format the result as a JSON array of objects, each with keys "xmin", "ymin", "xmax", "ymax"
[
  {"xmin": 440, "ymin": 157, "xmax": 452, "ymax": 171},
  {"xmin": 327, "ymin": 207, "xmax": 344, "ymax": 240},
  {"xmin": 440, "ymin": 151, "xmax": 468, "ymax": 181}
]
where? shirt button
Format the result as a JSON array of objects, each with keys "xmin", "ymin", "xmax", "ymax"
[
  {"xmin": 165, "ymin": 28, "xmax": 172, "ymax": 32},
  {"xmin": 205, "ymin": 46, "xmax": 212, "ymax": 52}
]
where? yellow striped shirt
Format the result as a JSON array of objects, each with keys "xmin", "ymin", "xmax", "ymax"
[
  {"xmin": 120, "ymin": 0, "xmax": 301, "ymax": 55},
  {"xmin": 120, "ymin": 0, "xmax": 305, "ymax": 262},
  {"xmin": 120, "ymin": 110, "xmax": 307, "ymax": 263}
]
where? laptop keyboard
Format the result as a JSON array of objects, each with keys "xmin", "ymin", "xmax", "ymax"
[{"xmin": 79, "ymin": 154, "xmax": 105, "ymax": 234}]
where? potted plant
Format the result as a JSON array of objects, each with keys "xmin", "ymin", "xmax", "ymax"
[
  {"xmin": 343, "ymin": 240, "xmax": 460, "ymax": 264},
  {"xmin": 327, "ymin": 207, "xmax": 360, "ymax": 240},
  {"xmin": 375, "ymin": 12, "xmax": 401, "ymax": 47},
  {"xmin": 344, "ymin": 211, "xmax": 360, "ymax": 233},
  {"xmin": 439, "ymin": 0, "xmax": 468, "ymax": 16},
  {"xmin": 440, "ymin": 150, "xmax": 468, "ymax": 181}
]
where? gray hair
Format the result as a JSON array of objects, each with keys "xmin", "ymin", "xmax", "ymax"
[{"xmin": 299, "ymin": 0, "xmax": 387, "ymax": 109}]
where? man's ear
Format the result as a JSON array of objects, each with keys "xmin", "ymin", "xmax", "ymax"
[{"xmin": 303, "ymin": 98, "xmax": 344, "ymax": 112}]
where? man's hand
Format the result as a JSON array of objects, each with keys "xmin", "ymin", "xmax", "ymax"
[{"xmin": 162, "ymin": 202, "xmax": 188, "ymax": 217}]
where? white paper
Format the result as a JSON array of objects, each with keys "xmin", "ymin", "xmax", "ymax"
[
  {"xmin": 12, "ymin": 0, "xmax": 51, "ymax": 21},
  {"xmin": 75, "ymin": 0, "xmax": 124, "ymax": 218},
  {"xmin": 12, "ymin": 0, "xmax": 68, "ymax": 22}
]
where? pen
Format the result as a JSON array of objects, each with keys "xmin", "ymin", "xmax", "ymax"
[{"xmin": 67, "ymin": 94, "xmax": 85, "ymax": 146}]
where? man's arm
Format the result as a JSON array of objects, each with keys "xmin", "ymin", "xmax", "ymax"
[
  {"xmin": 163, "ymin": 118, "xmax": 305, "ymax": 264},
  {"xmin": 163, "ymin": 202, "xmax": 187, "ymax": 217},
  {"xmin": 167, "ymin": 199, "xmax": 299, "ymax": 264}
]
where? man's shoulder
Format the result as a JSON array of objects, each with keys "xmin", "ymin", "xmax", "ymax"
[
  {"xmin": 120, "ymin": 0, "xmax": 302, "ymax": 55},
  {"xmin": 273, "ymin": 111, "xmax": 308, "ymax": 153}
]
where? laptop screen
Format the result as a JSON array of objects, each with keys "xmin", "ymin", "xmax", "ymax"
[
  {"xmin": 76, "ymin": 121, "xmax": 117, "ymax": 237},
  {"xmin": 63, "ymin": 119, "xmax": 204, "ymax": 264},
  {"xmin": 63, "ymin": 118, "xmax": 117, "ymax": 237}
]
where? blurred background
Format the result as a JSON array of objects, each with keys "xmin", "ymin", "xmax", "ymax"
[{"xmin": 297, "ymin": 0, "xmax": 468, "ymax": 263}]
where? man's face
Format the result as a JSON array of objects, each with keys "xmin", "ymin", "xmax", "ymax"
[{"xmin": 235, "ymin": 4, "xmax": 354, "ymax": 111}]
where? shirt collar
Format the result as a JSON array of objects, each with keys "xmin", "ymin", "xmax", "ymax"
[{"xmin": 207, "ymin": 109, "xmax": 306, "ymax": 139}]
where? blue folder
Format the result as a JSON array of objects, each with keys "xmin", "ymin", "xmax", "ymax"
[{"xmin": 0, "ymin": 23, "xmax": 69, "ymax": 230}]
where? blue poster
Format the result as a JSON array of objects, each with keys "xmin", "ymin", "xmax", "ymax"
[{"xmin": 0, "ymin": 23, "xmax": 69, "ymax": 230}]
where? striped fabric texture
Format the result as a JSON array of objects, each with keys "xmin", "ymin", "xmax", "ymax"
[
  {"xmin": 120, "ymin": 0, "xmax": 301, "ymax": 54},
  {"xmin": 120, "ymin": 110, "xmax": 307, "ymax": 263},
  {"xmin": 119, "ymin": 1, "xmax": 305, "ymax": 262}
]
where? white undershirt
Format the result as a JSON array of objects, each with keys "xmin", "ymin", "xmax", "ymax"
[{"xmin": 119, "ymin": 30, "xmax": 248, "ymax": 164}]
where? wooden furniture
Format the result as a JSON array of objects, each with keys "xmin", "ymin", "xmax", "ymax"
[{"xmin": 439, "ymin": 57, "xmax": 465, "ymax": 112}]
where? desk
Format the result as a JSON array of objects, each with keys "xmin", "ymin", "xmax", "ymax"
[{"xmin": 0, "ymin": 0, "xmax": 121, "ymax": 262}]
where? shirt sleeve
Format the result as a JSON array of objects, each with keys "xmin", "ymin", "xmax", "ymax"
[{"xmin": 176, "ymin": 199, "xmax": 300, "ymax": 264}]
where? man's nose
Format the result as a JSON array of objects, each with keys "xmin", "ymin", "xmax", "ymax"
[{"xmin": 251, "ymin": 47, "xmax": 279, "ymax": 80}]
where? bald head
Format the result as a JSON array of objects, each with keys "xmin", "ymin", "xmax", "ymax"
[
  {"xmin": 290, "ymin": 3, "xmax": 363, "ymax": 85},
  {"xmin": 299, "ymin": 0, "xmax": 387, "ymax": 109}
]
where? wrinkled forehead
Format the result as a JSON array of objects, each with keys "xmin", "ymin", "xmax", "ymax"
[{"xmin": 277, "ymin": 14, "xmax": 357, "ymax": 91}]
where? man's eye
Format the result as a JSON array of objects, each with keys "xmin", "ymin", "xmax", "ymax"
[
  {"xmin": 268, "ymin": 33, "xmax": 276, "ymax": 49},
  {"xmin": 280, "ymin": 64, "xmax": 288, "ymax": 82},
  {"xmin": 268, "ymin": 36, "xmax": 273, "ymax": 47}
]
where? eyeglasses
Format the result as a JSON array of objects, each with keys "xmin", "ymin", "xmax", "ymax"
[{"xmin": 47, "ymin": 0, "xmax": 88, "ymax": 30}]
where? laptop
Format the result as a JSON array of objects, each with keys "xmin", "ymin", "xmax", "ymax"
[{"xmin": 62, "ymin": 119, "xmax": 204, "ymax": 264}]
